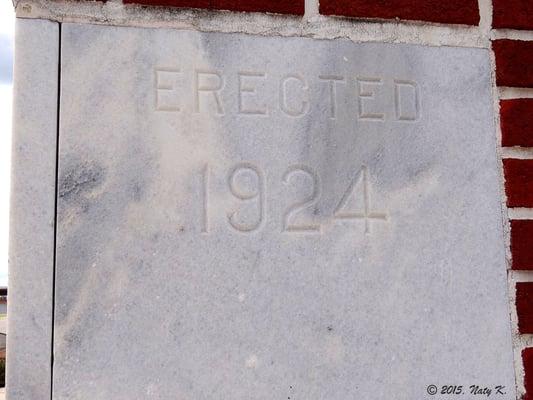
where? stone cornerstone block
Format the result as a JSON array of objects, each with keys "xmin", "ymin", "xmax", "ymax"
[{"xmin": 47, "ymin": 22, "xmax": 517, "ymax": 399}]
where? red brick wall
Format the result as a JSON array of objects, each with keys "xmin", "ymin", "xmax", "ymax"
[{"xmin": 492, "ymin": 3, "xmax": 533, "ymax": 396}]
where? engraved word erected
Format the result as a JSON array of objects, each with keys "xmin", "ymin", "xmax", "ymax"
[
  {"xmin": 154, "ymin": 67, "xmax": 420, "ymax": 121},
  {"xmin": 198, "ymin": 164, "xmax": 388, "ymax": 234}
]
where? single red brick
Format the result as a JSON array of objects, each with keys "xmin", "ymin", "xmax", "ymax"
[
  {"xmin": 123, "ymin": 0, "xmax": 304, "ymax": 15},
  {"xmin": 493, "ymin": 0, "xmax": 533, "ymax": 31},
  {"xmin": 511, "ymin": 220, "xmax": 533, "ymax": 270},
  {"xmin": 501, "ymin": 99, "xmax": 533, "ymax": 147},
  {"xmin": 524, "ymin": 348, "xmax": 533, "ymax": 400},
  {"xmin": 319, "ymin": 0, "xmax": 479, "ymax": 25},
  {"xmin": 503, "ymin": 159, "xmax": 533, "ymax": 208},
  {"xmin": 213, "ymin": 0, "xmax": 303, "ymax": 14},
  {"xmin": 493, "ymin": 40, "xmax": 533, "ymax": 88},
  {"xmin": 516, "ymin": 283, "xmax": 533, "ymax": 333}
]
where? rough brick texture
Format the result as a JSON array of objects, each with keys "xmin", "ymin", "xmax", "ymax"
[
  {"xmin": 501, "ymin": 99, "xmax": 533, "ymax": 147},
  {"xmin": 516, "ymin": 283, "xmax": 533, "ymax": 334},
  {"xmin": 493, "ymin": 0, "xmax": 533, "ymax": 30},
  {"xmin": 511, "ymin": 220, "xmax": 533, "ymax": 270},
  {"xmin": 122, "ymin": 0, "xmax": 304, "ymax": 14},
  {"xmin": 493, "ymin": 40, "xmax": 533, "ymax": 88},
  {"xmin": 503, "ymin": 159, "xmax": 533, "ymax": 208},
  {"xmin": 524, "ymin": 348, "xmax": 533, "ymax": 400},
  {"xmin": 319, "ymin": 0, "xmax": 479, "ymax": 25}
]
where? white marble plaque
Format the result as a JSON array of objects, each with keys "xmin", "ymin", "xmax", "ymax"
[{"xmin": 53, "ymin": 23, "xmax": 515, "ymax": 399}]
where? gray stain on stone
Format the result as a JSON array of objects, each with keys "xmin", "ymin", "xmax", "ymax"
[{"xmin": 58, "ymin": 162, "xmax": 105, "ymax": 199}]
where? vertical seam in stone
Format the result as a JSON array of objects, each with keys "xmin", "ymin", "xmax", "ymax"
[{"xmin": 50, "ymin": 21, "xmax": 62, "ymax": 400}]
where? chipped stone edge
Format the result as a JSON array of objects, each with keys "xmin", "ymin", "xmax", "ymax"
[{"xmin": 6, "ymin": 18, "xmax": 59, "ymax": 400}]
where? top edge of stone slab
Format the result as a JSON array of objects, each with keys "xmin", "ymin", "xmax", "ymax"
[
  {"xmin": 13, "ymin": 0, "xmax": 490, "ymax": 49},
  {"xmin": 59, "ymin": 20, "xmax": 492, "ymax": 55}
]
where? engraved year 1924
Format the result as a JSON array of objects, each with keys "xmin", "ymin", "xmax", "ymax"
[{"xmin": 195, "ymin": 163, "xmax": 388, "ymax": 235}]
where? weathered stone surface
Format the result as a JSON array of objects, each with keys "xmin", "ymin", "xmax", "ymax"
[
  {"xmin": 7, "ymin": 18, "xmax": 58, "ymax": 400},
  {"xmin": 53, "ymin": 23, "xmax": 514, "ymax": 399}
]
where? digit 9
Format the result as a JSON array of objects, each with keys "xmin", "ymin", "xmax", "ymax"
[{"xmin": 227, "ymin": 163, "xmax": 265, "ymax": 232}]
